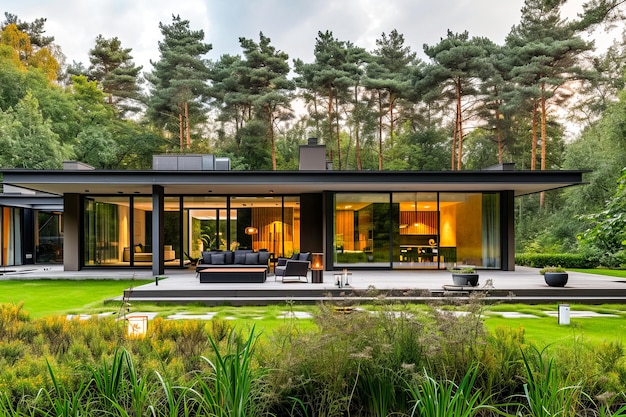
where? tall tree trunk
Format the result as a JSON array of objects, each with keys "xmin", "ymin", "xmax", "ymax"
[
  {"xmin": 327, "ymin": 84, "xmax": 339, "ymax": 170},
  {"xmin": 335, "ymin": 94, "xmax": 342, "ymax": 170},
  {"xmin": 178, "ymin": 107, "xmax": 184, "ymax": 151},
  {"xmin": 451, "ymin": 114, "xmax": 458, "ymax": 170},
  {"xmin": 354, "ymin": 85, "xmax": 362, "ymax": 170},
  {"xmin": 531, "ymin": 100, "xmax": 538, "ymax": 171},
  {"xmin": 540, "ymin": 82, "xmax": 547, "ymax": 208},
  {"xmin": 456, "ymin": 78, "xmax": 464, "ymax": 170},
  {"xmin": 185, "ymin": 102, "xmax": 191, "ymax": 149},
  {"xmin": 268, "ymin": 107, "xmax": 277, "ymax": 171},
  {"xmin": 378, "ymin": 91, "xmax": 384, "ymax": 171},
  {"xmin": 495, "ymin": 106, "xmax": 503, "ymax": 164},
  {"xmin": 389, "ymin": 92, "xmax": 395, "ymax": 143}
]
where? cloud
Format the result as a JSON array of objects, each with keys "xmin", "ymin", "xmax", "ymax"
[{"xmin": 4, "ymin": 0, "xmax": 610, "ymax": 74}]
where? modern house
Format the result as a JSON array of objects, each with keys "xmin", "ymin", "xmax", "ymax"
[{"xmin": 1, "ymin": 141, "xmax": 587, "ymax": 275}]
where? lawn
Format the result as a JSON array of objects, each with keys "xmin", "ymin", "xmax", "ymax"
[
  {"xmin": 571, "ymin": 268, "xmax": 626, "ymax": 277},
  {"xmin": 0, "ymin": 279, "xmax": 151, "ymax": 318},
  {"xmin": 1, "ymin": 267, "xmax": 626, "ymax": 348},
  {"xmin": 482, "ymin": 303, "xmax": 626, "ymax": 347}
]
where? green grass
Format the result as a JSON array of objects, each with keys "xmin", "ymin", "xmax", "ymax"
[
  {"xmin": 0, "ymin": 279, "xmax": 151, "ymax": 318},
  {"xmin": 2, "ymin": 270, "xmax": 626, "ymax": 349},
  {"xmin": 570, "ymin": 268, "xmax": 626, "ymax": 278}
]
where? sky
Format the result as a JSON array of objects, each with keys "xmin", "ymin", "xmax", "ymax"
[{"xmin": 1, "ymin": 0, "xmax": 612, "ymax": 73}]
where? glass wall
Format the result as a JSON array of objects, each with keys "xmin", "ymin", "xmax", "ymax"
[
  {"xmin": 334, "ymin": 192, "xmax": 501, "ymax": 269},
  {"xmin": 78, "ymin": 194, "xmax": 299, "ymax": 268},
  {"xmin": 393, "ymin": 192, "xmax": 440, "ymax": 269},
  {"xmin": 334, "ymin": 193, "xmax": 391, "ymax": 268},
  {"xmin": 36, "ymin": 211, "xmax": 63, "ymax": 263},
  {"xmin": 131, "ymin": 197, "xmax": 152, "ymax": 265},
  {"xmin": 439, "ymin": 193, "xmax": 500, "ymax": 269},
  {"xmin": 84, "ymin": 196, "xmax": 130, "ymax": 266},
  {"xmin": 1, "ymin": 206, "xmax": 21, "ymax": 266}
]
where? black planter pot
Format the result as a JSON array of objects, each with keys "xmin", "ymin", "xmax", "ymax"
[
  {"xmin": 544, "ymin": 272, "xmax": 568, "ymax": 287},
  {"xmin": 452, "ymin": 273, "xmax": 479, "ymax": 287}
]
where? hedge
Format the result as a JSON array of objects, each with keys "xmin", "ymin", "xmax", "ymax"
[{"xmin": 515, "ymin": 253, "xmax": 600, "ymax": 269}]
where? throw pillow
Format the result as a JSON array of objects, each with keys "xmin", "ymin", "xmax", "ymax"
[
  {"xmin": 258, "ymin": 251, "xmax": 270, "ymax": 265},
  {"xmin": 134, "ymin": 245, "xmax": 142, "ymax": 253},
  {"xmin": 234, "ymin": 252, "xmax": 247, "ymax": 264},
  {"xmin": 245, "ymin": 252, "xmax": 259, "ymax": 265},
  {"xmin": 201, "ymin": 251, "xmax": 212, "ymax": 264},
  {"xmin": 211, "ymin": 253, "xmax": 225, "ymax": 265},
  {"xmin": 224, "ymin": 251, "xmax": 234, "ymax": 264},
  {"xmin": 299, "ymin": 252, "xmax": 310, "ymax": 261}
]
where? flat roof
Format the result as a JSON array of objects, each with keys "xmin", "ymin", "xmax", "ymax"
[{"xmin": 0, "ymin": 169, "xmax": 589, "ymax": 197}]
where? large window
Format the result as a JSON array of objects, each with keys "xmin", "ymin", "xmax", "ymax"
[
  {"xmin": 334, "ymin": 193, "xmax": 391, "ymax": 268},
  {"xmin": 393, "ymin": 192, "xmax": 440, "ymax": 269},
  {"xmin": 437, "ymin": 193, "xmax": 500, "ymax": 269},
  {"xmin": 1, "ymin": 207, "xmax": 21, "ymax": 266},
  {"xmin": 334, "ymin": 192, "xmax": 501, "ymax": 270},
  {"xmin": 37, "ymin": 211, "xmax": 63, "ymax": 263},
  {"xmin": 83, "ymin": 194, "xmax": 300, "ymax": 268},
  {"xmin": 84, "ymin": 196, "xmax": 129, "ymax": 266}
]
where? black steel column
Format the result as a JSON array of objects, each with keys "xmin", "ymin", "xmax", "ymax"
[
  {"xmin": 501, "ymin": 190, "xmax": 515, "ymax": 271},
  {"xmin": 152, "ymin": 185, "xmax": 165, "ymax": 276}
]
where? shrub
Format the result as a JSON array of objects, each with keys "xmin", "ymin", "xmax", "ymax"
[
  {"xmin": 539, "ymin": 266, "xmax": 566, "ymax": 274},
  {"xmin": 515, "ymin": 253, "xmax": 600, "ymax": 268}
]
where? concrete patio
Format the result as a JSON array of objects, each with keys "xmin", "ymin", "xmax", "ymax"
[{"xmin": 2, "ymin": 264, "xmax": 626, "ymax": 305}]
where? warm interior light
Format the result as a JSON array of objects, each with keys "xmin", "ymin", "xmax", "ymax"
[{"xmin": 245, "ymin": 226, "xmax": 258, "ymax": 235}]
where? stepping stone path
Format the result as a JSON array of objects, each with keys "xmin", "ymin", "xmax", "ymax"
[{"xmin": 68, "ymin": 309, "xmax": 620, "ymax": 321}]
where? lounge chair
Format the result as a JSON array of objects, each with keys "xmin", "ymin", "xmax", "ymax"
[{"xmin": 278, "ymin": 260, "xmax": 310, "ymax": 283}]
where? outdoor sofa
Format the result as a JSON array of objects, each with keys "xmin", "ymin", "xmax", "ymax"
[{"xmin": 195, "ymin": 249, "xmax": 271, "ymax": 274}]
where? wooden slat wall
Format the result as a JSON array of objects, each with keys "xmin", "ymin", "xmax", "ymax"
[{"xmin": 399, "ymin": 211, "xmax": 438, "ymax": 235}]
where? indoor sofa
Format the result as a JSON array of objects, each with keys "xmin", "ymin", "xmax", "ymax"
[{"xmin": 123, "ymin": 245, "xmax": 176, "ymax": 262}]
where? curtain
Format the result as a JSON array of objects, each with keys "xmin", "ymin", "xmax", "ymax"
[{"xmin": 482, "ymin": 194, "xmax": 500, "ymax": 268}]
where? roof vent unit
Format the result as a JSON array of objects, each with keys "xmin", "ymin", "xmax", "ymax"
[
  {"xmin": 483, "ymin": 163, "xmax": 515, "ymax": 171},
  {"xmin": 62, "ymin": 161, "xmax": 95, "ymax": 170},
  {"xmin": 152, "ymin": 154, "xmax": 230, "ymax": 171}
]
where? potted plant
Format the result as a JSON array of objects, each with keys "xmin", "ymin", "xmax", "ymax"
[
  {"xmin": 450, "ymin": 266, "xmax": 479, "ymax": 287},
  {"xmin": 540, "ymin": 266, "xmax": 568, "ymax": 287}
]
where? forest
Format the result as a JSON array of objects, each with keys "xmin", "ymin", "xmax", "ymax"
[{"xmin": 0, "ymin": 0, "xmax": 625, "ymax": 266}]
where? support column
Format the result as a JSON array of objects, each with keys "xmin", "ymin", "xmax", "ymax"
[
  {"xmin": 501, "ymin": 190, "xmax": 515, "ymax": 271},
  {"xmin": 152, "ymin": 185, "xmax": 164, "ymax": 276},
  {"xmin": 63, "ymin": 193, "xmax": 81, "ymax": 271}
]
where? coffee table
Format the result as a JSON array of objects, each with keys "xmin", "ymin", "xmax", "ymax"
[{"xmin": 198, "ymin": 267, "xmax": 267, "ymax": 283}]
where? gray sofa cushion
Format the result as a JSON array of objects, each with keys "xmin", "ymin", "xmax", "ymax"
[
  {"xmin": 234, "ymin": 252, "xmax": 247, "ymax": 264},
  {"xmin": 258, "ymin": 251, "xmax": 270, "ymax": 265},
  {"xmin": 224, "ymin": 251, "xmax": 234, "ymax": 264},
  {"xmin": 211, "ymin": 253, "xmax": 225, "ymax": 264},
  {"xmin": 201, "ymin": 251, "xmax": 212, "ymax": 264},
  {"xmin": 245, "ymin": 252, "xmax": 259, "ymax": 265}
]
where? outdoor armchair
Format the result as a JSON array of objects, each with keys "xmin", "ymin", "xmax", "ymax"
[{"xmin": 279, "ymin": 260, "xmax": 310, "ymax": 283}]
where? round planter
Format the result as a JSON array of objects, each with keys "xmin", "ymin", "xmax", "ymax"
[
  {"xmin": 452, "ymin": 273, "xmax": 479, "ymax": 287},
  {"xmin": 544, "ymin": 272, "xmax": 568, "ymax": 287}
]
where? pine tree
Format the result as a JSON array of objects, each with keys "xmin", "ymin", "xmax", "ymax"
[
  {"xmin": 146, "ymin": 15, "xmax": 212, "ymax": 150},
  {"xmin": 88, "ymin": 35, "xmax": 143, "ymax": 115},
  {"xmin": 422, "ymin": 31, "xmax": 492, "ymax": 170},
  {"xmin": 365, "ymin": 30, "xmax": 417, "ymax": 170}
]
